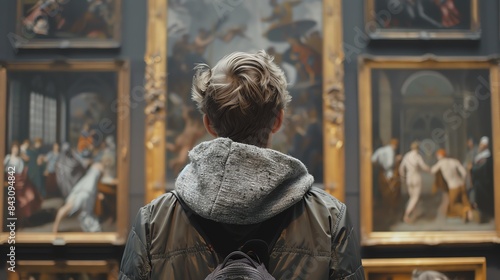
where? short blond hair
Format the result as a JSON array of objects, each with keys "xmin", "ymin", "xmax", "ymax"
[{"xmin": 192, "ymin": 50, "xmax": 291, "ymax": 147}]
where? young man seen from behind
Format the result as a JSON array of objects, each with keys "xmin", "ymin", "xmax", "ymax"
[{"xmin": 119, "ymin": 50, "xmax": 364, "ymax": 279}]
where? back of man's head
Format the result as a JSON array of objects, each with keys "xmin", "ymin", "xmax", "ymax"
[{"xmin": 191, "ymin": 50, "xmax": 291, "ymax": 147}]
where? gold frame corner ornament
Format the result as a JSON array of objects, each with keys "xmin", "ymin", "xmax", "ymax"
[
  {"xmin": 358, "ymin": 56, "xmax": 500, "ymax": 246},
  {"xmin": 144, "ymin": 0, "xmax": 346, "ymax": 202}
]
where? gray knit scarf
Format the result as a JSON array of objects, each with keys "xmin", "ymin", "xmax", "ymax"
[{"xmin": 175, "ymin": 138, "xmax": 314, "ymax": 225}]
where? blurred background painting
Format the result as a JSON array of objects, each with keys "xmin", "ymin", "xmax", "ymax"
[
  {"xmin": 17, "ymin": 0, "xmax": 120, "ymax": 48},
  {"xmin": 166, "ymin": 0, "xmax": 324, "ymax": 187}
]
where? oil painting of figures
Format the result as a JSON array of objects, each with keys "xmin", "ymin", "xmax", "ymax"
[
  {"xmin": 369, "ymin": 67, "xmax": 495, "ymax": 232},
  {"xmin": 2, "ymin": 69, "xmax": 121, "ymax": 237},
  {"xmin": 166, "ymin": 0, "xmax": 324, "ymax": 187}
]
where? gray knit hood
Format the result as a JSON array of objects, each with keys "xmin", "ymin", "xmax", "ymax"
[{"xmin": 175, "ymin": 138, "xmax": 314, "ymax": 225}]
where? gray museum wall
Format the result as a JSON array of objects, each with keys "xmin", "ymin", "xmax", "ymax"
[{"xmin": 0, "ymin": 0, "xmax": 499, "ymax": 277}]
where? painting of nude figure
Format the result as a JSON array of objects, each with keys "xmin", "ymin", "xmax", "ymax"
[
  {"xmin": 359, "ymin": 57, "xmax": 500, "ymax": 245},
  {"xmin": 0, "ymin": 61, "xmax": 129, "ymax": 244},
  {"xmin": 166, "ymin": 0, "xmax": 324, "ymax": 188}
]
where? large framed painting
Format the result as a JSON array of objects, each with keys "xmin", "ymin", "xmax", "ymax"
[
  {"xmin": 6, "ymin": 260, "xmax": 118, "ymax": 280},
  {"xmin": 143, "ymin": 0, "xmax": 346, "ymax": 202},
  {"xmin": 365, "ymin": 0, "xmax": 480, "ymax": 40},
  {"xmin": 13, "ymin": 0, "xmax": 121, "ymax": 49},
  {"xmin": 363, "ymin": 257, "xmax": 487, "ymax": 280},
  {"xmin": 0, "ymin": 60, "xmax": 130, "ymax": 244},
  {"xmin": 359, "ymin": 56, "xmax": 500, "ymax": 245}
]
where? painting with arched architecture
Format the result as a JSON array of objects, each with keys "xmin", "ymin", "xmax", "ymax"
[
  {"xmin": 359, "ymin": 57, "xmax": 500, "ymax": 245},
  {"xmin": 165, "ymin": 0, "xmax": 324, "ymax": 188}
]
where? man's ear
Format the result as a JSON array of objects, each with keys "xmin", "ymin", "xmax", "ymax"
[
  {"xmin": 203, "ymin": 115, "xmax": 218, "ymax": 137},
  {"xmin": 271, "ymin": 109, "xmax": 284, "ymax": 133}
]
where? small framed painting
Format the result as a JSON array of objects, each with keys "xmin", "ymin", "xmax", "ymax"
[
  {"xmin": 13, "ymin": 0, "xmax": 121, "ymax": 49},
  {"xmin": 365, "ymin": 0, "xmax": 480, "ymax": 40}
]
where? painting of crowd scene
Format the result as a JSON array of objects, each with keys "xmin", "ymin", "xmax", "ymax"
[
  {"xmin": 17, "ymin": 0, "xmax": 120, "ymax": 47},
  {"xmin": 2, "ymin": 70, "xmax": 119, "ymax": 234},
  {"xmin": 371, "ymin": 0, "xmax": 475, "ymax": 31},
  {"xmin": 367, "ymin": 270, "xmax": 475, "ymax": 280},
  {"xmin": 370, "ymin": 68, "xmax": 495, "ymax": 232},
  {"xmin": 166, "ymin": 0, "xmax": 324, "ymax": 187}
]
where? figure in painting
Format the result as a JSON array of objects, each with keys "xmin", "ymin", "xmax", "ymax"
[
  {"xmin": 262, "ymin": 0, "xmax": 302, "ymax": 27},
  {"xmin": 55, "ymin": 142, "xmax": 86, "ymax": 198},
  {"xmin": 22, "ymin": 0, "xmax": 115, "ymax": 39},
  {"xmin": 43, "ymin": 142, "xmax": 61, "ymax": 198},
  {"xmin": 77, "ymin": 121, "xmax": 96, "ymax": 158},
  {"xmin": 399, "ymin": 141, "xmax": 430, "ymax": 223},
  {"xmin": 100, "ymin": 135, "xmax": 117, "ymax": 185},
  {"xmin": 166, "ymin": 106, "xmax": 206, "ymax": 175},
  {"xmin": 285, "ymin": 36, "xmax": 321, "ymax": 84},
  {"xmin": 430, "ymin": 149, "xmax": 473, "ymax": 222},
  {"xmin": 4, "ymin": 141, "xmax": 24, "ymax": 174},
  {"xmin": 20, "ymin": 138, "xmax": 46, "ymax": 198},
  {"xmin": 383, "ymin": 0, "xmax": 462, "ymax": 29},
  {"xmin": 471, "ymin": 136, "xmax": 494, "ymax": 223},
  {"xmin": 372, "ymin": 138, "xmax": 402, "ymax": 208},
  {"xmin": 53, "ymin": 162, "xmax": 103, "ymax": 233},
  {"xmin": 72, "ymin": 0, "xmax": 113, "ymax": 38},
  {"xmin": 4, "ymin": 142, "xmax": 42, "ymax": 222},
  {"xmin": 462, "ymin": 137, "xmax": 478, "ymax": 206}
]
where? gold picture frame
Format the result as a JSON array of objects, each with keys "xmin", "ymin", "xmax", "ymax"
[
  {"xmin": 13, "ymin": 0, "xmax": 122, "ymax": 49},
  {"xmin": 362, "ymin": 257, "xmax": 487, "ymax": 280},
  {"xmin": 359, "ymin": 55, "xmax": 500, "ymax": 245},
  {"xmin": 0, "ymin": 60, "xmax": 130, "ymax": 244},
  {"xmin": 143, "ymin": 0, "xmax": 346, "ymax": 203},
  {"xmin": 7, "ymin": 260, "xmax": 118, "ymax": 280},
  {"xmin": 365, "ymin": 0, "xmax": 480, "ymax": 40}
]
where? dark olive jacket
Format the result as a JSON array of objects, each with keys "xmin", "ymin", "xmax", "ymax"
[
  {"xmin": 119, "ymin": 188, "xmax": 364, "ymax": 280},
  {"xmin": 120, "ymin": 139, "xmax": 364, "ymax": 279}
]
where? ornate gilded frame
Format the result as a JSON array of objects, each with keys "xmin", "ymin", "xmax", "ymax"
[
  {"xmin": 365, "ymin": 0, "xmax": 480, "ymax": 40},
  {"xmin": 143, "ymin": 0, "xmax": 346, "ymax": 203},
  {"xmin": 0, "ymin": 60, "xmax": 130, "ymax": 244},
  {"xmin": 13, "ymin": 0, "xmax": 122, "ymax": 49},
  {"xmin": 362, "ymin": 257, "xmax": 487, "ymax": 280},
  {"xmin": 359, "ymin": 56, "xmax": 500, "ymax": 245},
  {"xmin": 7, "ymin": 260, "xmax": 118, "ymax": 279}
]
